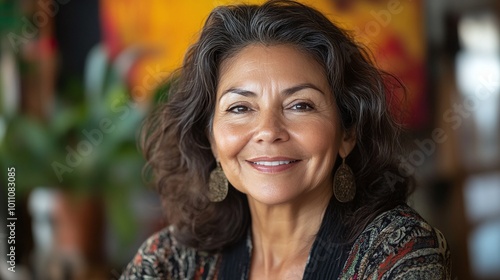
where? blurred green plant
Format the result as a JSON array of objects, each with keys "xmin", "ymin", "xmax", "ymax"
[
  {"xmin": 0, "ymin": 0, "xmax": 20, "ymax": 36},
  {"xmin": 0, "ymin": 45, "xmax": 161, "ymax": 249}
]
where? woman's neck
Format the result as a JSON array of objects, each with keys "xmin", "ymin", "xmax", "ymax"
[{"xmin": 247, "ymin": 187, "xmax": 332, "ymax": 279}]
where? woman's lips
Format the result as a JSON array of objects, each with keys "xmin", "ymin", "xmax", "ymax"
[{"xmin": 246, "ymin": 157, "xmax": 301, "ymax": 173}]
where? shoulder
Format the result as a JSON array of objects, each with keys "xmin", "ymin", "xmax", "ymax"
[
  {"xmin": 341, "ymin": 204, "xmax": 452, "ymax": 280},
  {"xmin": 119, "ymin": 225, "xmax": 220, "ymax": 279}
]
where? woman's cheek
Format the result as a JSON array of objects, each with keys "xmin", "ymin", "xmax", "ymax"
[{"xmin": 214, "ymin": 120, "xmax": 251, "ymax": 158}]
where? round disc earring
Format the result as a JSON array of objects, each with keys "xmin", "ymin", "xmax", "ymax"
[
  {"xmin": 333, "ymin": 157, "xmax": 356, "ymax": 203},
  {"xmin": 208, "ymin": 162, "xmax": 228, "ymax": 202}
]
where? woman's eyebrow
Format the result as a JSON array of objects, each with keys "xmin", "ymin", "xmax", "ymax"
[
  {"xmin": 221, "ymin": 88, "xmax": 256, "ymax": 98},
  {"xmin": 220, "ymin": 83, "xmax": 325, "ymax": 100},
  {"xmin": 283, "ymin": 83, "xmax": 325, "ymax": 96}
]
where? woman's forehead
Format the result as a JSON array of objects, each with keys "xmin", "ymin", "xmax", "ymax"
[{"xmin": 217, "ymin": 44, "xmax": 329, "ymax": 93}]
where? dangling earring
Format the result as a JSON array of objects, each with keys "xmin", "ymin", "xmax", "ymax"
[
  {"xmin": 333, "ymin": 157, "xmax": 356, "ymax": 203},
  {"xmin": 208, "ymin": 162, "xmax": 228, "ymax": 202}
]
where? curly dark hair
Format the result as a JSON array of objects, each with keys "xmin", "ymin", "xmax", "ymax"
[{"xmin": 141, "ymin": 0, "xmax": 413, "ymax": 252}]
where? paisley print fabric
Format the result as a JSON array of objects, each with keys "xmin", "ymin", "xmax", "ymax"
[{"xmin": 120, "ymin": 204, "xmax": 451, "ymax": 279}]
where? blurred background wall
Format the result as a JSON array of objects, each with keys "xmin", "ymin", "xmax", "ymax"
[{"xmin": 0, "ymin": 0, "xmax": 499, "ymax": 279}]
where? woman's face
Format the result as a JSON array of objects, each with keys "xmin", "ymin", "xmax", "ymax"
[{"xmin": 211, "ymin": 44, "xmax": 355, "ymax": 205}]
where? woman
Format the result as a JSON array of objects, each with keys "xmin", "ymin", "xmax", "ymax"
[{"xmin": 121, "ymin": 1, "xmax": 451, "ymax": 279}]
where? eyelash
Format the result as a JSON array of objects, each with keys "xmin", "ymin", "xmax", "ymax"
[
  {"xmin": 289, "ymin": 102, "xmax": 315, "ymax": 111},
  {"xmin": 226, "ymin": 102, "xmax": 315, "ymax": 114},
  {"xmin": 227, "ymin": 105, "xmax": 251, "ymax": 114}
]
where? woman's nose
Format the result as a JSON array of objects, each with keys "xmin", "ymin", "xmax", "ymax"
[{"xmin": 253, "ymin": 110, "xmax": 290, "ymax": 143}]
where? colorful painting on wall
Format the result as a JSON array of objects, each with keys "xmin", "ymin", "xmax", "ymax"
[{"xmin": 100, "ymin": 0, "xmax": 427, "ymax": 128}]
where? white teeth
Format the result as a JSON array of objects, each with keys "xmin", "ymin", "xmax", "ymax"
[{"xmin": 253, "ymin": 160, "xmax": 295, "ymax": 166}]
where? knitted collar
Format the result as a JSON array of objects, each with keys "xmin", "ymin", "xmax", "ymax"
[{"xmin": 218, "ymin": 198, "xmax": 353, "ymax": 279}]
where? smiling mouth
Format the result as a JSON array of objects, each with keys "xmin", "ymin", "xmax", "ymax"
[
  {"xmin": 247, "ymin": 159, "xmax": 300, "ymax": 173},
  {"xmin": 251, "ymin": 160, "xmax": 299, "ymax": 166}
]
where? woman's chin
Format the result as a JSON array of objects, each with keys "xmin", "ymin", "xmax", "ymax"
[{"xmin": 245, "ymin": 189, "xmax": 305, "ymax": 206}]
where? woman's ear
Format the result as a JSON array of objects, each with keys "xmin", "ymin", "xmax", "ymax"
[
  {"xmin": 338, "ymin": 128, "xmax": 356, "ymax": 158},
  {"xmin": 211, "ymin": 142, "xmax": 219, "ymax": 160},
  {"xmin": 207, "ymin": 129, "xmax": 219, "ymax": 160}
]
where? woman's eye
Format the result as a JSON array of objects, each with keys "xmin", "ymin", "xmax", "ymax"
[
  {"xmin": 227, "ymin": 105, "xmax": 250, "ymax": 114},
  {"xmin": 290, "ymin": 102, "xmax": 314, "ymax": 111}
]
